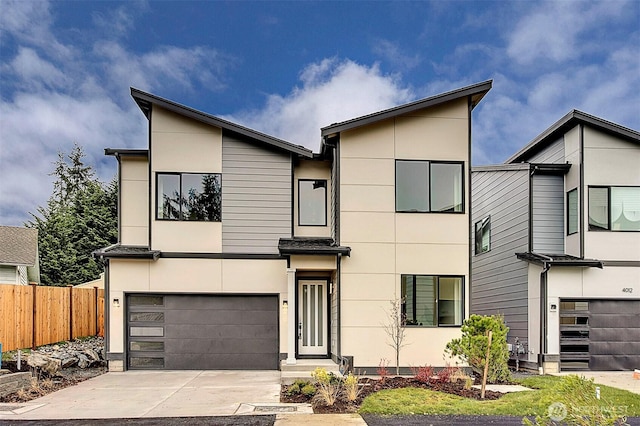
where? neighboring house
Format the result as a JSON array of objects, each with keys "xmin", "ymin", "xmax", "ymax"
[
  {"xmin": 0, "ymin": 226, "xmax": 40, "ymax": 285},
  {"xmin": 95, "ymin": 80, "xmax": 492, "ymax": 372},
  {"xmin": 471, "ymin": 110, "xmax": 640, "ymax": 373},
  {"xmin": 75, "ymin": 273, "xmax": 105, "ymax": 289}
]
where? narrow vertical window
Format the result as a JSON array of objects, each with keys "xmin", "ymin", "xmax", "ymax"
[
  {"xmin": 431, "ymin": 163, "xmax": 463, "ymax": 212},
  {"xmin": 567, "ymin": 189, "xmax": 578, "ymax": 235},
  {"xmin": 298, "ymin": 180, "xmax": 327, "ymax": 226},
  {"xmin": 588, "ymin": 187, "xmax": 609, "ymax": 230},
  {"xmin": 475, "ymin": 216, "xmax": 491, "ymax": 254}
]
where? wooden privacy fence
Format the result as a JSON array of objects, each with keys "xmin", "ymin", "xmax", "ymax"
[{"xmin": 0, "ymin": 283, "xmax": 104, "ymax": 352}]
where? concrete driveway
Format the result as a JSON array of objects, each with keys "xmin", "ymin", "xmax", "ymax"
[
  {"xmin": 553, "ymin": 371, "xmax": 640, "ymax": 395},
  {"xmin": 0, "ymin": 370, "xmax": 312, "ymax": 420}
]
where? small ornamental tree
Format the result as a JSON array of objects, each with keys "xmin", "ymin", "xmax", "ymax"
[
  {"xmin": 445, "ymin": 314, "xmax": 510, "ymax": 383},
  {"xmin": 383, "ymin": 298, "xmax": 408, "ymax": 376}
]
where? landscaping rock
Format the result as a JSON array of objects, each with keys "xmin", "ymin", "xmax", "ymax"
[{"xmin": 28, "ymin": 353, "xmax": 61, "ymax": 376}]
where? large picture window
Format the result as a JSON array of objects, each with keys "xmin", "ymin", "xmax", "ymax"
[
  {"xmin": 156, "ymin": 173, "xmax": 221, "ymax": 221},
  {"xmin": 298, "ymin": 179, "xmax": 327, "ymax": 226},
  {"xmin": 475, "ymin": 216, "xmax": 491, "ymax": 254},
  {"xmin": 396, "ymin": 160, "xmax": 463, "ymax": 213},
  {"xmin": 401, "ymin": 275, "xmax": 463, "ymax": 327},
  {"xmin": 567, "ymin": 188, "xmax": 578, "ymax": 235},
  {"xmin": 589, "ymin": 186, "xmax": 640, "ymax": 231}
]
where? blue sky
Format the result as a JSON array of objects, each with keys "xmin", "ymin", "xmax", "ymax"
[{"xmin": 1, "ymin": 0, "xmax": 639, "ymax": 226}]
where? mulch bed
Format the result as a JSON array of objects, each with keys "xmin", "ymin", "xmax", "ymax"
[
  {"xmin": 0, "ymin": 360, "xmax": 106, "ymax": 403},
  {"xmin": 281, "ymin": 376, "xmax": 504, "ymax": 414}
]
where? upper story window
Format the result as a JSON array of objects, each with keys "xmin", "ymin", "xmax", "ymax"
[
  {"xmin": 588, "ymin": 186, "xmax": 640, "ymax": 232},
  {"xmin": 395, "ymin": 160, "xmax": 464, "ymax": 213},
  {"xmin": 475, "ymin": 216, "xmax": 491, "ymax": 254},
  {"xmin": 298, "ymin": 179, "xmax": 327, "ymax": 226},
  {"xmin": 156, "ymin": 173, "xmax": 221, "ymax": 221},
  {"xmin": 567, "ymin": 188, "xmax": 578, "ymax": 235},
  {"xmin": 401, "ymin": 275, "xmax": 464, "ymax": 327}
]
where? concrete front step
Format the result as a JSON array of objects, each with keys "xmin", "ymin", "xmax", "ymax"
[{"xmin": 280, "ymin": 359, "xmax": 342, "ymax": 385}]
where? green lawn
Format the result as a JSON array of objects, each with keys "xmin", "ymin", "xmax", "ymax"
[{"xmin": 359, "ymin": 375, "xmax": 640, "ymax": 418}]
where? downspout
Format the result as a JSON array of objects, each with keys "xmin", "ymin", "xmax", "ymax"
[
  {"xmin": 336, "ymin": 253, "xmax": 342, "ymax": 361},
  {"xmin": 539, "ymin": 260, "xmax": 551, "ymax": 369}
]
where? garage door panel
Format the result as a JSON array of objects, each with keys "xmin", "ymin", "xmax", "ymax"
[
  {"xmin": 164, "ymin": 353, "xmax": 276, "ymax": 370},
  {"xmin": 591, "ymin": 300, "xmax": 639, "ymax": 314},
  {"xmin": 590, "ymin": 341, "xmax": 640, "ymax": 355},
  {"xmin": 127, "ymin": 294, "xmax": 278, "ymax": 370},
  {"xmin": 591, "ymin": 355, "xmax": 640, "ymax": 371},
  {"xmin": 590, "ymin": 314, "xmax": 639, "ymax": 328},
  {"xmin": 590, "ymin": 327, "xmax": 640, "ymax": 342}
]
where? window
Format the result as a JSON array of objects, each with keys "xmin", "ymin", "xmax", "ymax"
[
  {"xmin": 396, "ymin": 160, "xmax": 463, "ymax": 213},
  {"xmin": 401, "ymin": 275, "xmax": 463, "ymax": 327},
  {"xmin": 567, "ymin": 188, "xmax": 578, "ymax": 235},
  {"xmin": 156, "ymin": 173, "xmax": 221, "ymax": 221},
  {"xmin": 589, "ymin": 186, "xmax": 640, "ymax": 231},
  {"xmin": 475, "ymin": 216, "xmax": 491, "ymax": 254},
  {"xmin": 298, "ymin": 179, "xmax": 327, "ymax": 226}
]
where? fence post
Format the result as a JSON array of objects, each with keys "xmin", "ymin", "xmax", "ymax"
[
  {"xmin": 30, "ymin": 283, "xmax": 37, "ymax": 350},
  {"xmin": 94, "ymin": 286, "xmax": 99, "ymax": 336},
  {"xmin": 68, "ymin": 285, "xmax": 74, "ymax": 341}
]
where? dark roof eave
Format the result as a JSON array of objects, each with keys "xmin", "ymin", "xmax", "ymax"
[
  {"xmin": 130, "ymin": 88, "xmax": 313, "ymax": 158},
  {"xmin": 279, "ymin": 247, "xmax": 351, "ymax": 257},
  {"xmin": 105, "ymin": 148, "xmax": 149, "ymax": 158},
  {"xmin": 320, "ymin": 80, "xmax": 492, "ymax": 137},
  {"xmin": 516, "ymin": 252, "xmax": 603, "ymax": 269},
  {"xmin": 507, "ymin": 110, "xmax": 640, "ymax": 164},
  {"xmin": 93, "ymin": 246, "xmax": 160, "ymax": 261}
]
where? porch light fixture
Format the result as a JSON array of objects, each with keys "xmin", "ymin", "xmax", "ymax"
[
  {"xmin": 113, "ymin": 298, "xmax": 120, "ymax": 307},
  {"xmin": 282, "ymin": 300, "xmax": 288, "ymax": 308}
]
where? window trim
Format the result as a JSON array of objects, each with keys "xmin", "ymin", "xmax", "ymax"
[
  {"xmin": 395, "ymin": 160, "xmax": 465, "ymax": 214},
  {"xmin": 474, "ymin": 215, "xmax": 491, "ymax": 255},
  {"xmin": 155, "ymin": 172, "xmax": 222, "ymax": 222},
  {"xmin": 588, "ymin": 185, "xmax": 640, "ymax": 232},
  {"xmin": 401, "ymin": 274, "xmax": 465, "ymax": 328},
  {"xmin": 298, "ymin": 179, "xmax": 328, "ymax": 227},
  {"xmin": 567, "ymin": 188, "xmax": 578, "ymax": 235}
]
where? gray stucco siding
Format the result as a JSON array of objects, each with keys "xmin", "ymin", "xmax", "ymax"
[{"xmin": 222, "ymin": 135, "xmax": 292, "ymax": 254}]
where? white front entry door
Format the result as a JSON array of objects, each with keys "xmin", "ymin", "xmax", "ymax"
[{"xmin": 298, "ymin": 280, "xmax": 328, "ymax": 356}]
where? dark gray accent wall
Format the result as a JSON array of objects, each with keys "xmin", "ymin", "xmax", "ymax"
[
  {"xmin": 532, "ymin": 175, "xmax": 565, "ymax": 254},
  {"xmin": 528, "ymin": 137, "xmax": 565, "ymax": 163},
  {"xmin": 471, "ymin": 168, "xmax": 530, "ymax": 344},
  {"xmin": 222, "ymin": 135, "xmax": 292, "ymax": 254}
]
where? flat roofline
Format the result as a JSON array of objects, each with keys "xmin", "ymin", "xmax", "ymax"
[{"xmin": 105, "ymin": 148, "xmax": 149, "ymax": 158}]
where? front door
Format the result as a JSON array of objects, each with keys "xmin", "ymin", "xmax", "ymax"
[{"xmin": 298, "ymin": 280, "xmax": 328, "ymax": 356}]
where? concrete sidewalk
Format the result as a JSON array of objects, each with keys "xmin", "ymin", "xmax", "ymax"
[{"xmin": 0, "ymin": 371, "xmax": 332, "ymax": 421}]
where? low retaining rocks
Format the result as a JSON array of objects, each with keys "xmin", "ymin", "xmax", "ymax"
[{"xmin": 0, "ymin": 372, "xmax": 31, "ymax": 398}]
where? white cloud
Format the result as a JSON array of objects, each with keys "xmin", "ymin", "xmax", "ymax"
[
  {"xmin": 506, "ymin": 1, "xmax": 628, "ymax": 66},
  {"xmin": 226, "ymin": 58, "xmax": 414, "ymax": 150},
  {"xmin": 8, "ymin": 47, "xmax": 71, "ymax": 90},
  {"xmin": 372, "ymin": 39, "xmax": 422, "ymax": 70}
]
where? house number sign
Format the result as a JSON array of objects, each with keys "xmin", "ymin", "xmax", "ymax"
[{"xmin": 622, "ymin": 288, "xmax": 633, "ymax": 293}]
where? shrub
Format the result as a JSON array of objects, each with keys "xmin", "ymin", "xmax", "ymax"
[
  {"xmin": 444, "ymin": 314, "xmax": 511, "ymax": 383},
  {"xmin": 523, "ymin": 375, "xmax": 627, "ymax": 425},
  {"xmin": 343, "ymin": 372, "xmax": 361, "ymax": 402},
  {"xmin": 411, "ymin": 365, "xmax": 435, "ymax": 384},
  {"xmin": 311, "ymin": 367, "xmax": 341, "ymax": 406},
  {"xmin": 377, "ymin": 358, "xmax": 390, "ymax": 382},
  {"xmin": 301, "ymin": 383, "xmax": 317, "ymax": 397}
]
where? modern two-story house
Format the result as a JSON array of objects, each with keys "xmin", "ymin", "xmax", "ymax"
[
  {"xmin": 471, "ymin": 111, "xmax": 640, "ymax": 373},
  {"xmin": 95, "ymin": 80, "xmax": 492, "ymax": 372}
]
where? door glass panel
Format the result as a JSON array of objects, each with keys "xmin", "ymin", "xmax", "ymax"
[
  {"xmin": 302, "ymin": 285, "xmax": 308, "ymax": 346},
  {"xmin": 318, "ymin": 285, "xmax": 323, "ymax": 346},
  {"xmin": 130, "ymin": 341, "xmax": 164, "ymax": 351},
  {"xmin": 310, "ymin": 285, "xmax": 316, "ymax": 346},
  {"xmin": 130, "ymin": 326, "xmax": 164, "ymax": 337},
  {"xmin": 129, "ymin": 312, "xmax": 164, "ymax": 322},
  {"xmin": 129, "ymin": 296, "xmax": 164, "ymax": 306}
]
